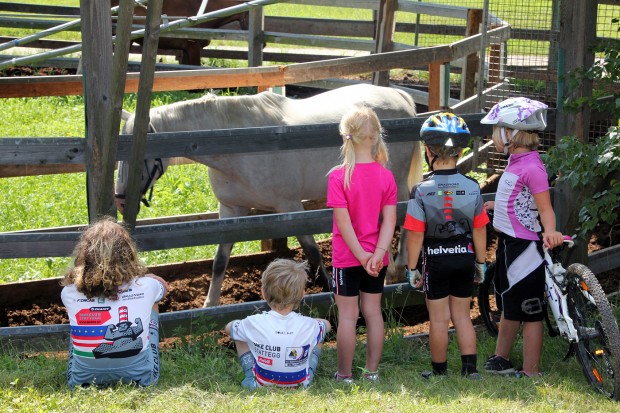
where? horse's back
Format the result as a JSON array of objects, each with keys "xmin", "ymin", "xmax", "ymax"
[{"xmin": 283, "ymin": 84, "xmax": 416, "ymax": 125}]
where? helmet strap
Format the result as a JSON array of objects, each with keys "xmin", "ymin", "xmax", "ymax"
[
  {"xmin": 500, "ymin": 127, "xmax": 510, "ymax": 155},
  {"xmin": 424, "ymin": 148, "xmax": 439, "ymax": 172}
]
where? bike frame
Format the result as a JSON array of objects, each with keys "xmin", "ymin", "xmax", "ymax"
[{"xmin": 543, "ymin": 239, "xmax": 593, "ymax": 343}]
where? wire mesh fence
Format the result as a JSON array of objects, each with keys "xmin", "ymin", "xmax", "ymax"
[{"xmin": 398, "ymin": 0, "xmax": 618, "ymax": 173}]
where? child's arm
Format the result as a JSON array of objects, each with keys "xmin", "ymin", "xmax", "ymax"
[
  {"xmin": 145, "ymin": 273, "xmax": 169, "ymax": 296},
  {"xmin": 406, "ymin": 230, "xmax": 424, "ymax": 287},
  {"xmin": 224, "ymin": 321, "xmax": 234, "ymax": 335},
  {"xmin": 366, "ymin": 204, "xmax": 397, "ymax": 276},
  {"xmin": 315, "ymin": 318, "xmax": 332, "ymax": 336},
  {"xmin": 406, "ymin": 230, "xmax": 424, "ymax": 271},
  {"xmin": 472, "ymin": 226, "xmax": 487, "ymax": 264},
  {"xmin": 334, "ymin": 207, "xmax": 373, "ymax": 269},
  {"xmin": 533, "ymin": 190, "xmax": 563, "ymax": 249}
]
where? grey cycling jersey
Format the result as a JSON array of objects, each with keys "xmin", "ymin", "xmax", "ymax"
[{"xmin": 404, "ymin": 169, "xmax": 487, "ymax": 241}]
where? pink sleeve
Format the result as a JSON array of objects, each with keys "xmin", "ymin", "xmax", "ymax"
[
  {"xmin": 383, "ymin": 171, "xmax": 398, "ymax": 206},
  {"xmin": 525, "ymin": 160, "xmax": 550, "ymax": 195},
  {"xmin": 326, "ymin": 169, "xmax": 347, "ymax": 208}
]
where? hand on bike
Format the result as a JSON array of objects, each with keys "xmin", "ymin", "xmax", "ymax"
[
  {"xmin": 474, "ymin": 260, "xmax": 486, "ymax": 284},
  {"xmin": 406, "ymin": 268, "xmax": 423, "ymax": 289},
  {"xmin": 543, "ymin": 230, "xmax": 564, "ymax": 249}
]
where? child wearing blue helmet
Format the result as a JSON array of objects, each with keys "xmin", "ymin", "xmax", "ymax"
[{"xmin": 404, "ymin": 112, "xmax": 489, "ymax": 379}]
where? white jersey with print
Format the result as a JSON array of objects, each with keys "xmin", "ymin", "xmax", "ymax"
[
  {"xmin": 61, "ymin": 277, "xmax": 165, "ymax": 365},
  {"xmin": 229, "ymin": 310, "xmax": 327, "ymax": 387}
]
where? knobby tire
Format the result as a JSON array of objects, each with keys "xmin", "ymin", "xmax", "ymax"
[
  {"xmin": 567, "ymin": 263, "xmax": 620, "ymax": 401},
  {"xmin": 478, "ymin": 261, "xmax": 500, "ymax": 336}
]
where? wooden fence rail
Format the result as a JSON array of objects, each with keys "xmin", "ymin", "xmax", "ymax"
[{"xmin": 0, "ymin": 24, "xmax": 510, "ymax": 98}]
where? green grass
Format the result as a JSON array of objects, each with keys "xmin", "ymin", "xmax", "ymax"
[{"xmin": 1, "ymin": 326, "xmax": 618, "ymax": 412}]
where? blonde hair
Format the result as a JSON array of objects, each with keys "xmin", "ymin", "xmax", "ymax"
[
  {"xmin": 261, "ymin": 259, "xmax": 308, "ymax": 310},
  {"xmin": 61, "ymin": 216, "xmax": 147, "ymax": 299},
  {"xmin": 332, "ymin": 106, "xmax": 389, "ymax": 189},
  {"xmin": 492, "ymin": 127, "xmax": 540, "ymax": 152}
]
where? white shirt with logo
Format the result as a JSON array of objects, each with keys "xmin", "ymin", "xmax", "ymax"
[
  {"xmin": 61, "ymin": 277, "xmax": 165, "ymax": 363},
  {"xmin": 229, "ymin": 310, "xmax": 327, "ymax": 387}
]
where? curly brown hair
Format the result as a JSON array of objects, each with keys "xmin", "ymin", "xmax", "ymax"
[{"xmin": 61, "ymin": 216, "xmax": 147, "ymax": 299}]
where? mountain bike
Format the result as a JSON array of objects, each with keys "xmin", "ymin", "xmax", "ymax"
[{"xmin": 478, "ymin": 237, "xmax": 620, "ymax": 400}]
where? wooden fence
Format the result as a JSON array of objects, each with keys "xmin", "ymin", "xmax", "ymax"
[{"xmin": 0, "ymin": 0, "xmax": 509, "ymax": 102}]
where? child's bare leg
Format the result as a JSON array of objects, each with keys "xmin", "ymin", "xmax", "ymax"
[
  {"xmin": 522, "ymin": 321, "xmax": 543, "ymax": 374},
  {"xmin": 234, "ymin": 340, "xmax": 251, "ymax": 356},
  {"xmin": 495, "ymin": 315, "xmax": 520, "ymax": 359},
  {"xmin": 335, "ymin": 295, "xmax": 359, "ymax": 376},
  {"xmin": 448, "ymin": 295, "xmax": 476, "ymax": 355},
  {"xmin": 426, "ymin": 297, "xmax": 450, "ymax": 363},
  {"xmin": 360, "ymin": 292, "xmax": 384, "ymax": 373}
]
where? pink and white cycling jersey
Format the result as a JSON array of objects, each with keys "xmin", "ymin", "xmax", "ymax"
[{"xmin": 493, "ymin": 151, "xmax": 549, "ymax": 240}]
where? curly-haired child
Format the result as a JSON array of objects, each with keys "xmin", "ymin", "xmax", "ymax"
[{"xmin": 61, "ymin": 216, "xmax": 169, "ymax": 388}]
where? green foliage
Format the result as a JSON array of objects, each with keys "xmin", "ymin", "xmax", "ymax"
[
  {"xmin": 564, "ymin": 18, "xmax": 620, "ymax": 120},
  {"xmin": 544, "ymin": 127, "xmax": 620, "ymax": 237},
  {"xmin": 545, "ymin": 16, "xmax": 620, "ymax": 237}
]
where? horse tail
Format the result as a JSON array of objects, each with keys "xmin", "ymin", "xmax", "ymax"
[
  {"xmin": 391, "ymin": 87, "xmax": 422, "ymax": 192},
  {"xmin": 406, "ymin": 140, "xmax": 423, "ymax": 193}
]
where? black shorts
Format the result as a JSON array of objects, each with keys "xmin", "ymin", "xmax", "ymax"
[
  {"xmin": 422, "ymin": 253, "xmax": 475, "ymax": 300},
  {"xmin": 495, "ymin": 233, "xmax": 545, "ymax": 322},
  {"xmin": 332, "ymin": 266, "xmax": 385, "ymax": 296}
]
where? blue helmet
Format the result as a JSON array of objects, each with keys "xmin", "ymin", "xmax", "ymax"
[{"xmin": 420, "ymin": 112, "xmax": 471, "ymax": 147}]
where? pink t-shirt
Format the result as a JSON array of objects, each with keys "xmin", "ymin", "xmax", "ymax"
[
  {"xmin": 493, "ymin": 151, "xmax": 549, "ymax": 240},
  {"xmin": 327, "ymin": 162, "xmax": 397, "ymax": 268}
]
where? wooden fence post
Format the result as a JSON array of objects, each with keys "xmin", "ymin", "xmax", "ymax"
[
  {"xmin": 555, "ymin": 0, "xmax": 598, "ymax": 265},
  {"xmin": 109, "ymin": 0, "xmax": 135, "ymax": 211},
  {"xmin": 122, "ymin": 0, "xmax": 164, "ymax": 228},
  {"xmin": 428, "ymin": 62, "xmax": 441, "ymax": 111},
  {"xmin": 80, "ymin": 0, "xmax": 116, "ymax": 221},
  {"xmin": 462, "ymin": 8, "xmax": 482, "ymax": 100},
  {"xmin": 248, "ymin": 4, "xmax": 264, "ymax": 69},
  {"xmin": 372, "ymin": 0, "xmax": 396, "ymax": 86}
]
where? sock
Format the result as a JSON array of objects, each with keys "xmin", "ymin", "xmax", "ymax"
[
  {"xmin": 239, "ymin": 351, "xmax": 255, "ymax": 379},
  {"xmin": 461, "ymin": 354, "xmax": 478, "ymax": 375},
  {"xmin": 431, "ymin": 361, "xmax": 448, "ymax": 375}
]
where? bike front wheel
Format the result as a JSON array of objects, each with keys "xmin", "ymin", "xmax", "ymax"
[{"xmin": 567, "ymin": 263, "xmax": 620, "ymax": 401}]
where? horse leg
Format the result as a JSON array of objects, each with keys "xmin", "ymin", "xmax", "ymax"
[
  {"xmin": 203, "ymin": 242, "xmax": 234, "ymax": 307},
  {"xmin": 297, "ymin": 234, "xmax": 330, "ymax": 292},
  {"xmin": 203, "ymin": 203, "xmax": 250, "ymax": 308},
  {"xmin": 386, "ymin": 227, "xmax": 408, "ymax": 284},
  {"xmin": 182, "ymin": 42, "xmax": 203, "ymax": 66}
]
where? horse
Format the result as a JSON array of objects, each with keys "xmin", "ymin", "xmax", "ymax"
[
  {"xmin": 115, "ymin": 84, "xmax": 423, "ymax": 307},
  {"xmin": 110, "ymin": 0, "xmax": 249, "ymax": 66}
]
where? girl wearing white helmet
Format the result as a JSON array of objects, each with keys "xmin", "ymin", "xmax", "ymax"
[{"xmin": 481, "ymin": 98, "xmax": 564, "ymax": 378}]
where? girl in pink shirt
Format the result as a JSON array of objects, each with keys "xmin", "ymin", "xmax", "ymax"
[{"xmin": 327, "ymin": 106, "xmax": 397, "ymax": 383}]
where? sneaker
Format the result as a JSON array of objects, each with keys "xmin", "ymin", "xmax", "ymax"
[
  {"xmin": 484, "ymin": 355, "xmax": 515, "ymax": 375},
  {"xmin": 334, "ymin": 372, "xmax": 354, "ymax": 384},
  {"xmin": 513, "ymin": 370, "xmax": 543, "ymax": 378},
  {"xmin": 420, "ymin": 370, "xmax": 447, "ymax": 380},
  {"xmin": 362, "ymin": 372, "xmax": 379, "ymax": 383},
  {"xmin": 463, "ymin": 372, "xmax": 482, "ymax": 380}
]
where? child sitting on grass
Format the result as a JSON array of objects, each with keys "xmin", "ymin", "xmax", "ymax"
[
  {"xmin": 225, "ymin": 258, "xmax": 331, "ymax": 388},
  {"xmin": 61, "ymin": 216, "xmax": 169, "ymax": 389}
]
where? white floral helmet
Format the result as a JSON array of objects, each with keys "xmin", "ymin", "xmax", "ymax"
[{"xmin": 481, "ymin": 97, "xmax": 548, "ymax": 131}]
